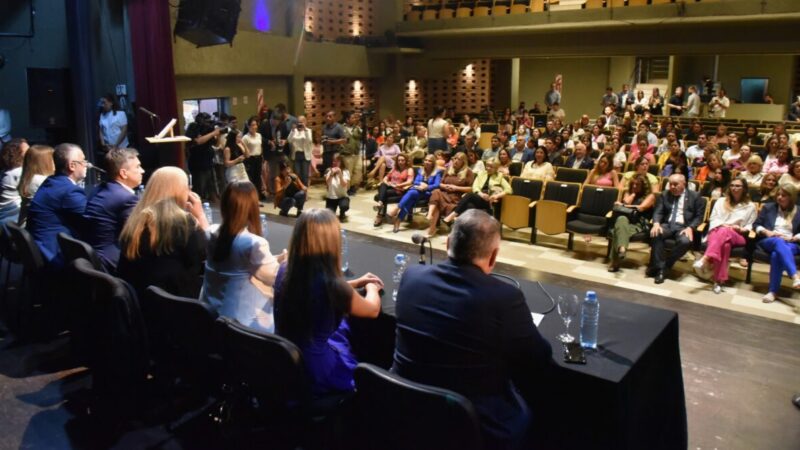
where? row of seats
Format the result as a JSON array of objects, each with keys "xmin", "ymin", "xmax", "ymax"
[
  {"xmin": 496, "ymin": 176, "xmax": 782, "ymax": 284},
  {"xmin": 0, "ymin": 224, "xmax": 484, "ymax": 448},
  {"xmin": 405, "ymin": 0, "xmax": 698, "ymax": 21}
]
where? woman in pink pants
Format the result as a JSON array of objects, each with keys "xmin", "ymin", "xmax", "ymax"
[{"xmin": 693, "ymin": 178, "xmax": 757, "ymax": 294}]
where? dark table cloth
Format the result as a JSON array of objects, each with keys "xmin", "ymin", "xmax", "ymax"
[{"xmin": 266, "ymin": 221, "xmax": 687, "ymax": 449}]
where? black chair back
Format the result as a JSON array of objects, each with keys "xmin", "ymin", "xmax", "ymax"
[
  {"xmin": 6, "ymin": 222, "xmax": 44, "ymax": 274},
  {"xmin": 70, "ymin": 258, "xmax": 149, "ymax": 401},
  {"xmin": 221, "ymin": 318, "xmax": 311, "ymax": 418},
  {"xmin": 57, "ymin": 232, "xmax": 105, "ymax": 272},
  {"xmin": 555, "ymin": 167, "xmax": 589, "ymax": 184},
  {"xmin": 577, "ymin": 186, "xmax": 619, "ymax": 217},
  {"xmin": 509, "ymin": 161, "xmax": 522, "ymax": 177},
  {"xmin": 353, "ymin": 363, "xmax": 484, "ymax": 450},
  {"xmin": 543, "ymin": 181, "xmax": 581, "ymax": 205},
  {"xmin": 511, "ymin": 177, "xmax": 543, "ymax": 200}
]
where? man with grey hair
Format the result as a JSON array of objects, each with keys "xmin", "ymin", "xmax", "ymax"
[
  {"xmin": 393, "ymin": 209, "xmax": 553, "ymax": 449},
  {"xmin": 647, "ymin": 173, "xmax": 705, "ymax": 284},
  {"xmin": 83, "ymin": 148, "xmax": 144, "ymax": 271},
  {"xmin": 27, "ymin": 143, "xmax": 89, "ymax": 268}
]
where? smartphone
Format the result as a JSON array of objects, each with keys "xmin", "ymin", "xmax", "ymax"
[{"xmin": 563, "ymin": 342, "xmax": 587, "ymax": 365}]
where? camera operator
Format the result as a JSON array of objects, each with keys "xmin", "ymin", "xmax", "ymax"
[{"xmin": 186, "ymin": 112, "xmax": 224, "ymax": 201}]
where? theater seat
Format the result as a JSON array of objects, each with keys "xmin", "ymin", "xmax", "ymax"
[
  {"xmin": 566, "ymin": 186, "xmax": 619, "ymax": 250},
  {"xmin": 353, "ymin": 363, "xmax": 484, "ymax": 450},
  {"xmin": 57, "ymin": 232, "xmax": 105, "ymax": 272},
  {"xmin": 555, "ymin": 167, "xmax": 589, "ymax": 183}
]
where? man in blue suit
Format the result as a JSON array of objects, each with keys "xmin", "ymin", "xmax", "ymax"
[
  {"xmin": 83, "ymin": 148, "xmax": 143, "ymax": 272},
  {"xmin": 393, "ymin": 209, "xmax": 553, "ymax": 450},
  {"xmin": 27, "ymin": 143, "xmax": 88, "ymax": 268},
  {"xmin": 564, "ymin": 142, "xmax": 594, "ymax": 170}
]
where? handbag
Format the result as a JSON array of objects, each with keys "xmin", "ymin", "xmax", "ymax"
[{"xmin": 612, "ymin": 204, "xmax": 640, "ymax": 222}]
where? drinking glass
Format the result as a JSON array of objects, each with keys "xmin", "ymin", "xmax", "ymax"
[{"xmin": 557, "ymin": 294, "xmax": 580, "ymax": 343}]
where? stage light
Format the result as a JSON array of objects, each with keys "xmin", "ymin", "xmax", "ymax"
[{"xmin": 253, "ymin": 0, "xmax": 271, "ymax": 32}]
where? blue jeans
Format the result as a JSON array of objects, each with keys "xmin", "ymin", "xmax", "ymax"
[
  {"xmin": 758, "ymin": 237, "xmax": 800, "ymax": 293},
  {"xmin": 280, "ymin": 191, "xmax": 306, "ymax": 215},
  {"xmin": 293, "ymin": 152, "xmax": 310, "ymax": 187},
  {"xmin": 397, "ymin": 188, "xmax": 428, "ymax": 221}
]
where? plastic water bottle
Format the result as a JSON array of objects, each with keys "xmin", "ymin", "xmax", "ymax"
[
  {"xmin": 580, "ymin": 290, "xmax": 599, "ymax": 350},
  {"xmin": 392, "ymin": 254, "xmax": 408, "ymax": 302},
  {"xmin": 340, "ymin": 230, "xmax": 349, "ymax": 273},
  {"xmin": 203, "ymin": 202, "xmax": 213, "ymax": 224},
  {"xmin": 260, "ymin": 213, "xmax": 269, "ymax": 238}
]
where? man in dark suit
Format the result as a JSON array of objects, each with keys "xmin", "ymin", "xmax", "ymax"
[
  {"xmin": 647, "ymin": 174, "xmax": 705, "ymax": 284},
  {"xmin": 83, "ymin": 148, "xmax": 143, "ymax": 272},
  {"xmin": 455, "ymin": 133, "xmax": 480, "ymax": 156},
  {"xmin": 564, "ymin": 142, "xmax": 594, "ymax": 170},
  {"xmin": 27, "ymin": 143, "xmax": 88, "ymax": 268},
  {"xmin": 393, "ymin": 209, "xmax": 553, "ymax": 449}
]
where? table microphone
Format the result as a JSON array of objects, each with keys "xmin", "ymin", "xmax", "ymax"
[
  {"xmin": 139, "ymin": 106, "xmax": 159, "ymax": 118},
  {"xmin": 411, "ymin": 232, "xmax": 428, "ymax": 265},
  {"xmin": 86, "ymin": 162, "xmax": 106, "ymax": 173}
]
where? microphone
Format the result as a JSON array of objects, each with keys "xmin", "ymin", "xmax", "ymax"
[
  {"xmin": 139, "ymin": 107, "xmax": 159, "ymax": 118},
  {"xmin": 411, "ymin": 233, "xmax": 428, "ymax": 265},
  {"xmin": 86, "ymin": 162, "xmax": 106, "ymax": 173}
]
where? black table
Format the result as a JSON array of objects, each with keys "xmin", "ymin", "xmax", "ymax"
[{"xmin": 266, "ymin": 221, "xmax": 688, "ymax": 450}]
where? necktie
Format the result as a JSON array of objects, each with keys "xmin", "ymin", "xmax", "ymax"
[{"xmin": 668, "ymin": 195, "xmax": 679, "ymax": 226}]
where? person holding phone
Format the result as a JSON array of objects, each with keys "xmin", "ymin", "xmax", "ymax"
[
  {"xmin": 274, "ymin": 161, "xmax": 307, "ymax": 217},
  {"xmin": 288, "ymin": 115, "xmax": 314, "ymax": 187}
]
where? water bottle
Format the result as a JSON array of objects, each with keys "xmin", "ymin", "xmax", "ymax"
[
  {"xmin": 203, "ymin": 202, "xmax": 213, "ymax": 224},
  {"xmin": 260, "ymin": 213, "xmax": 269, "ymax": 238},
  {"xmin": 392, "ymin": 253, "xmax": 408, "ymax": 302},
  {"xmin": 340, "ymin": 229, "xmax": 349, "ymax": 273},
  {"xmin": 580, "ymin": 290, "xmax": 599, "ymax": 350}
]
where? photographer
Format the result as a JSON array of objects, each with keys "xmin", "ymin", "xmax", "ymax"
[
  {"xmin": 186, "ymin": 112, "xmax": 223, "ymax": 201},
  {"xmin": 321, "ymin": 110, "xmax": 346, "ymax": 173},
  {"xmin": 263, "ymin": 104, "xmax": 295, "ymax": 197},
  {"xmin": 287, "ymin": 115, "xmax": 313, "ymax": 187}
]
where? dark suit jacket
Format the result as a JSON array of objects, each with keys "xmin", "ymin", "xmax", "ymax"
[
  {"xmin": 652, "ymin": 189, "xmax": 705, "ymax": 229},
  {"xmin": 27, "ymin": 174, "xmax": 87, "ymax": 267},
  {"xmin": 564, "ymin": 155, "xmax": 595, "ymax": 170},
  {"xmin": 392, "ymin": 259, "xmax": 553, "ymax": 446},
  {"xmin": 753, "ymin": 202, "xmax": 800, "ymax": 235},
  {"xmin": 83, "ymin": 181, "xmax": 138, "ymax": 272}
]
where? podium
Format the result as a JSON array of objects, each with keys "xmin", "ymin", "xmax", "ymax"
[{"xmin": 145, "ymin": 118, "xmax": 191, "ymax": 144}]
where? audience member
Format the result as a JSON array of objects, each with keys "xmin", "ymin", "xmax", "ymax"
[
  {"xmin": 510, "ymin": 138, "xmax": 534, "ymax": 163},
  {"xmin": 387, "ymin": 154, "xmax": 441, "ymax": 233},
  {"xmin": 274, "ymin": 161, "xmax": 307, "ymax": 217},
  {"xmin": 763, "ymin": 147, "xmax": 790, "ymax": 175},
  {"xmin": 623, "ymin": 156, "xmax": 660, "ymax": 193},
  {"xmin": 443, "ymin": 160, "xmax": 510, "ymax": 224},
  {"xmin": 426, "ymin": 152, "xmax": 474, "ymax": 238},
  {"xmin": 725, "ymin": 145, "xmax": 751, "ymax": 172},
  {"xmin": 427, "ymin": 106, "xmax": 449, "ymax": 153},
  {"xmin": 393, "ymin": 209, "xmax": 553, "ymax": 449},
  {"xmin": 608, "ymin": 174, "xmax": 656, "ymax": 272},
  {"xmin": 27, "ymin": 143, "xmax": 88, "ymax": 268},
  {"xmin": 778, "ymin": 159, "xmax": 800, "ymax": 190},
  {"xmin": 742, "ymin": 124, "xmax": 764, "ymax": 146},
  {"xmin": 274, "ymin": 208, "xmax": 383, "ymax": 395},
  {"xmin": 495, "ymin": 148, "xmax": 513, "ymax": 178},
  {"xmin": 321, "ymin": 110, "xmax": 346, "ymax": 174},
  {"xmin": 565, "ymin": 142, "xmax": 594, "ymax": 170},
  {"xmin": 324, "ymin": 154, "xmax": 350, "ymax": 220},
  {"xmin": 202, "ymin": 181, "xmax": 286, "ymax": 333},
  {"xmin": 740, "ymin": 155, "xmax": 764, "ymax": 186},
  {"xmin": 753, "ymin": 184, "xmax": 800, "ymax": 303},
  {"xmin": 242, "ymin": 116, "xmax": 264, "ymax": 198},
  {"xmin": 627, "ymin": 134, "xmax": 656, "ymax": 165},
  {"xmin": 667, "ymin": 86, "xmax": 684, "ymax": 116},
  {"xmin": 405, "ymin": 125, "xmax": 429, "ymax": 162},
  {"xmin": 288, "ymin": 115, "xmax": 314, "ymax": 188},
  {"xmin": 647, "ymin": 174, "xmax": 705, "ymax": 284},
  {"xmin": 373, "ymin": 153, "xmax": 413, "ymax": 226},
  {"xmin": 467, "ymin": 148, "xmax": 486, "ymax": 174},
  {"xmin": 186, "ymin": 112, "xmax": 221, "ymax": 201},
  {"xmin": 709, "ymin": 88, "xmax": 730, "ymax": 119},
  {"xmin": 695, "ymin": 153, "xmax": 723, "ymax": 183},
  {"xmin": 520, "ymin": 147, "xmax": 555, "ymax": 181},
  {"xmin": 482, "ymin": 135, "xmax": 502, "ymax": 162},
  {"xmin": 585, "ymin": 154, "xmax": 621, "ymax": 189},
  {"xmin": 709, "ymin": 124, "xmax": 730, "ymax": 149},
  {"xmin": 757, "ymin": 172, "xmax": 779, "ymax": 203},
  {"xmin": 660, "ymin": 146, "xmax": 692, "ymax": 181},
  {"xmin": 82, "ymin": 148, "xmax": 143, "ymax": 272},
  {"xmin": 0, "ymin": 138, "xmax": 28, "ymax": 223},
  {"xmin": 367, "ymin": 134, "xmax": 401, "ymax": 182},
  {"xmin": 685, "ymin": 86, "xmax": 701, "ymax": 118},
  {"xmin": 693, "ymin": 179, "xmax": 756, "ymax": 294},
  {"xmin": 648, "ymin": 87, "xmax": 664, "ymax": 115},
  {"xmin": 545, "ymin": 82, "xmax": 561, "ymax": 110},
  {"xmin": 17, "ymin": 144, "xmax": 54, "ymax": 225},
  {"xmin": 118, "ymin": 166, "xmax": 209, "ymax": 298}
]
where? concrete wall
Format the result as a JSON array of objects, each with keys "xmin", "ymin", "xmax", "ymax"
[
  {"xmin": 518, "ymin": 57, "xmax": 611, "ymax": 123},
  {"xmin": 717, "ymin": 54, "xmax": 796, "ymax": 104}
]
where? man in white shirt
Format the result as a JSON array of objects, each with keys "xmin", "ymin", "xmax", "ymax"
[
  {"xmin": 685, "ymin": 132, "xmax": 708, "ymax": 163},
  {"xmin": 709, "ymin": 88, "xmax": 730, "ymax": 118},
  {"xmin": 685, "ymin": 86, "xmax": 701, "ymax": 118},
  {"xmin": 548, "ymin": 102, "xmax": 565, "ymax": 122}
]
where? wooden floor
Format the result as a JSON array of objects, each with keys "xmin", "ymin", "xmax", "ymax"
[{"xmin": 0, "ymin": 211, "xmax": 798, "ymax": 449}]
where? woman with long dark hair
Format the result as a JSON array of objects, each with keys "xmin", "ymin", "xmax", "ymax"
[
  {"xmin": 223, "ymin": 131, "xmax": 250, "ymax": 183},
  {"xmin": 202, "ymin": 181, "xmax": 285, "ymax": 332},
  {"xmin": 607, "ymin": 174, "xmax": 655, "ymax": 272},
  {"xmin": 274, "ymin": 208, "xmax": 383, "ymax": 394},
  {"xmin": 98, "ymin": 93, "xmax": 128, "ymax": 151}
]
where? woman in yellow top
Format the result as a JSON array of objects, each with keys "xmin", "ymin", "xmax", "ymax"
[
  {"xmin": 442, "ymin": 160, "xmax": 511, "ymax": 225},
  {"xmin": 520, "ymin": 147, "xmax": 555, "ymax": 181}
]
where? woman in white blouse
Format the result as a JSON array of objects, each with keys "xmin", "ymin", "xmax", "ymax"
[
  {"xmin": 242, "ymin": 117, "xmax": 264, "ymax": 196},
  {"xmin": 520, "ymin": 147, "xmax": 555, "ymax": 181},
  {"xmin": 287, "ymin": 115, "xmax": 314, "ymax": 187},
  {"xmin": 778, "ymin": 159, "xmax": 800, "ymax": 190},
  {"xmin": 427, "ymin": 106, "xmax": 448, "ymax": 153},
  {"xmin": 740, "ymin": 155, "xmax": 764, "ymax": 187},
  {"xmin": 693, "ymin": 179, "xmax": 757, "ymax": 294}
]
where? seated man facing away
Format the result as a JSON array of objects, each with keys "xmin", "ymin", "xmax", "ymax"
[
  {"xmin": 83, "ymin": 148, "xmax": 144, "ymax": 272},
  {"xmin": 393, "ymin": 209, "xmax": 553, "ymax": 450},
  {"xmin": 647, "ymin": 174, "xmax": 705, "ymax": 284},
  {"xmin": 27, "ymin": 143, "xmax": 88, "ymax": 268}
]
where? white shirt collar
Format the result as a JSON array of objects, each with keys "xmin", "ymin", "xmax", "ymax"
[{"xmin": 116, "ymin": 180, "xmax": 136, "ymax": 194}]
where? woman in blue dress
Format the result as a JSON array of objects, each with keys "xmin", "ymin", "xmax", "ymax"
[
  {"xmin": 202, "ymin": 181, "xmax": 286, "ymax": 332},
  {"xmin": 274, "ymin": 208, "xmax": 383, "ymax": 395},
  {"xmin": 387, "ymin": 154, "xmax": 442, "ymax": 233}
]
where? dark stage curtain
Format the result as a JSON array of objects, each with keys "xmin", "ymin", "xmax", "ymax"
[{"xmin": 127, "ymin": 0, "xmax": 182, "ymax": 168}]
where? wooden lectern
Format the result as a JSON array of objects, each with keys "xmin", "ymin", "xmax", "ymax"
[{"xmin": 145, "ymin": 118, "xmax": 191, "ymax": 144}]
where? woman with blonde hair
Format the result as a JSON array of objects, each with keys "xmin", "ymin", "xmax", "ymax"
[
  {"xmin": 753, "ymin": 184, "xmax": 800, "ymax": 303},
  {"xmin": 274, "ymin": 208, "xmax": 383, "ymax": 394},
  {"xmin": 202, "ymin": 181, "xmax": 286, "ymax": 332},
  {"xmin": 117, "ymin": 167, "xmax": 209, "ymax": 298},
  {"xmin": 426, "ymin": 152, "xmax": 474, "ymax": 237},
  {"xmin": 740, "ymin": 155, "xmax": 764, "ymax": 186},
  {"xmin": 17, "ymin": 144, "xmax": 55, "ymax": 225}
]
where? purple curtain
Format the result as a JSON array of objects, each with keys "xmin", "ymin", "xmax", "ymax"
[{"xmin": 127, "ymin": 0, "xmax": 182, "ymax": 167}]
